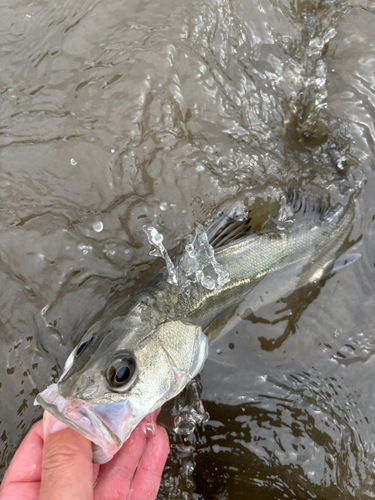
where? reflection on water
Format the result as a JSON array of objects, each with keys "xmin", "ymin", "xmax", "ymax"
[{"xmin": 0, "ymin": 0, "xmax": 375, "ymax": 497}]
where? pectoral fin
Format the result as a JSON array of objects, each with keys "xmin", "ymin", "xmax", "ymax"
[
  {"xmin": 310, "ymin": 253, "xmax": 361, "ymax": 282},
  {"xmin": 329, "ymin": 253, "xmax": 361, "ymax": 273}
]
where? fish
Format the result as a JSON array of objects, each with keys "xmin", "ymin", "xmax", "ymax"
[{"xmin": 35, "ymin": 187, "xmax": 356, "ymax": 463}]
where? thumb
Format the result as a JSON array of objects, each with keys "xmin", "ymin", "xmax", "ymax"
[{"xmin": 38, "ymin": 411, "xmax": 94, "ymax": 500}]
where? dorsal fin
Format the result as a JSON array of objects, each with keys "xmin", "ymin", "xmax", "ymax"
[
  {"xmin": 286, "ymin": 186, "xmax": 329, "ymax": 223},
  {"xmin": 207, "ymin": 188, "xmax": 331, "ymax": 248},
  {"xmin": 206, "ymin": 207, "xmax": 251, "ymax": 249},
  {"xmin": 259, "ymin": 187, "xmax": 330, "ymax": 235}
]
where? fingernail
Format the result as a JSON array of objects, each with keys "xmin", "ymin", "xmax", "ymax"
[{"xmin": 43, "ymin": 410, "xmax": 69, "ymax": 437}]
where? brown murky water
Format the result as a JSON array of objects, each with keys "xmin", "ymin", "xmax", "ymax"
[{"xmin": 1, "ymin": 0, "xmax": 375, "ymax": 498}]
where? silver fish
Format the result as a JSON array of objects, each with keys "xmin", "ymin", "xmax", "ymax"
[{"xmin": 36, "ymin": 188, "xmax": 356, "ymax": 463}]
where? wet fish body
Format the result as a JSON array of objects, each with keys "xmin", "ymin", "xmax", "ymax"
[
  {"xmin": 36, "ymin": 188, "xmax": 355, "ymax": 463},
  {"xmin": 178, "ymin": 196, "xmax": 355, "ymax": 332}
]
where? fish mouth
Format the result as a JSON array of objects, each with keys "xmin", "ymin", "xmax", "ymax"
[{"xmin": 35, "ymin": 384, "xmax": 122, "ymax": 464}]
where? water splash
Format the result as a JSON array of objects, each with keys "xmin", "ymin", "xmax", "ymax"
[
  {"xmin": 172, "ymin": 379, "xmax": 209, "ymax": 435},
  {"xmin": 143, "ymin": 226, "xmax": 178, "ymax": 285},
  {"xmin": 143, "ymin": 224, "xmax": 230, "ymax": 293},
  {"xmin": 158, "ymin": 379, "xmax": 209, "ymax": 500},
  {"xmin": 178, "ymin": 223, "xmax": 230, "ymax": 292},
  {"xmin": 276, "ymin": 195, "xmax": 295, "ymax": 233},
  {"xmin": 280, "ymin": 0, "xmax": 352, "ymax": 173}
]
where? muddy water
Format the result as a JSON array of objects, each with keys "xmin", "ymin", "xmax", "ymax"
[{"xmin": 1, "ymin": 0, "xmax": 375, "ymax": 497}]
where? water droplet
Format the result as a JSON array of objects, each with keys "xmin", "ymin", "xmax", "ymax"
[
  {"xmin": 93, "ymin": 221, "xmax": 103, "ymax": 232},
  {"xmin": 216, "ymin": 349, "xmax": 221, "ymax": 354},
  {"xmin": 160, "ymin": 202, "xmax": 168, "ymax": 211},
  {"xmin": 111, "ymin": 148, "xmax": 115, "ymax": 153},
  {"xmin": 153, "ymin": 232, "xmax": 163, "ymax": 244},
  {"xmin": 78, "ymin": 244, "xmax": 92, "ymax": 255},
  {"xmin": 201, "ymin": 276, "xmax": 215, "ymax": 290},
  {"xmin": 105, "ymin": 248, "xmax": 116, "ymax": 257},
  {"xmin": 145, "ymin": 421, "xmax": 156, "ymax": 436},
  {"xmin": 196, "ymin": 165, "xmax": 205, "ymax": 172},
  {"xmin": 70, "ymin": 158, "xmax": 77, "ymax": 166}
]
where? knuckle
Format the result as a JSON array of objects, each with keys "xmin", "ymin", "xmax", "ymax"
[
  {"xmin": 141, "ymin": 464, "xmax": 160, "ymax": 480},
  {"xmin": 108, "ymin": 462, "xmax": 134, "ymax": 482},
  {"xmin": 42, "ymin": 441, "xmax": 84, "ymax": 474}
]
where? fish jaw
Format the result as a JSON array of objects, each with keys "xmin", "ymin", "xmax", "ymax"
[{"xmin": 36, "ymin": 384, "xmax": 127, "ymax": 463}]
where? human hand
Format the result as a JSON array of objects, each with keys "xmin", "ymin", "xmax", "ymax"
[{"xmin": 0, "ymin": 409, "xmax": 169, "ymax": 500}]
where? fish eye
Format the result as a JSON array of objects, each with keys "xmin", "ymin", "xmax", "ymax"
[
  {"xmin": 75, "ymin": 337, "xmax": 93, "ymax": 358},
  {"xmin": 106, "ymin": 355, "xmax": 137, "ymax": 391}
]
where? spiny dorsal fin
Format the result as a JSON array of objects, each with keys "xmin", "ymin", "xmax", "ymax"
[
  {"xmin": 286, "ymin": 186, "xmax": 329, "ymax": 223},
  {"xmin": 208, "ymin": 187, "xmax": 331, "ymax": 248},
  {"xmin": 259, "ymin": 187, "xmax": 330, "ymax": 235},
  {"xmin": 206, "ymin": 207, "xmax": 251, "ymax": 249}
]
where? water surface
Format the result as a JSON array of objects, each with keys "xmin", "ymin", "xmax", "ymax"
[{"xmin": 0, "ymin": 0, "xmax": 375, "ymax": 498}]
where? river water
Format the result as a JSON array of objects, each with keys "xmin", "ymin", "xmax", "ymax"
[{"xmin": 1, "ymin": 0, "xmax": 375, "ymax": 498}]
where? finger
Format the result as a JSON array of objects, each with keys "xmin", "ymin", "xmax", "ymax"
[
  {"xmin": 93, "ymin": 423, "xmax": 147, "ymax": 500},
  {"xmin": 41, "ymin": 411, "xmax": 99, "ymax": 485},
  {"xmin": 128, "ymin": 425, "xmax": 169, "ymax": 500},
  {"xmin": 38, "ymin": 412, "xmax": 94, "ymax": 500},
  {"xmin": 1, "ymin": 420, "xmax": 44, "ymax": 483},
  {"xmin": 0, "ymin": 420, "xmax": 44, "ymax": 500},
  {"xmin": 93, "ymin": 463, "xmax": 100, "ymax": 485},
  {"xmin": 142, "ymin": 408, "xmax": 162, "ymax": 428}
]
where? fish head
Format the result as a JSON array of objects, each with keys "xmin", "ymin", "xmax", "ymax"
[{"xmin": 36, "ymin": 313, "xmax": 208, "ymax": 463}]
